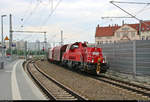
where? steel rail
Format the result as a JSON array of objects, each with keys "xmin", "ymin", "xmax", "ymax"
[
  {"xmin": 25, "ymin": 60, "xmax": 86, "ymax": 100},
  {"xmin": 26, "ymin": 61, "xmax": 54, "ymax": 100},
  {"xmin": 45, "ymin": 60, "xmax": 150, "ymax": 98},
  {"xmin": 33, "ymin": 63, "xmax": 87, "ymax": 100},
  {"xmin": 99, "ymin": 75, "xmax": 150, "ymax": 91},
  {"xmin": 94, "ymin": 75, "xmax": 150, "ymax": 98}
]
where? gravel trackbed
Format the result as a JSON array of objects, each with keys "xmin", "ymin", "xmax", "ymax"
[{"xmin": 35, "ymin": 60, "xmax": 149, "ymax": 100}]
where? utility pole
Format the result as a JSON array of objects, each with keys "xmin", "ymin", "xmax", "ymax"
[
  {"xmin": 38, "ymin": 40, "xmax": 40, "ymax": 55},
  {"xmin": 44, "ymin": 32, "xmax": 47, "ymax": 51},
  {"xmin": 61, "ymin": 30, "xmax": 63, "ymax": 46},
  {"xmin": 44, "ymin": 32, "xmax": 47, "ymax": 59},
  {"xmin": 1, "ymin": 15, "xmax": 7, "ymax": 59},
  {"xmin": 16, "ymin": 41, "xmax": 18, "ymax": 57},
  {"xmin": 53, "ymin": 42, "xmax": 55, "ymax": 47},
  {"xmin": 9, "ymin": 14, "xmax": 13, "ymax": 57},
  {"xmin": 139, "ymin": 20, "xmax": 142, "ymax": 36},
  {"xmin": 44, "ymin": 32, "xmax": 47, "ymax": 47},
  {"xmin": 24, "ymin": 41, "xmax": 27, "ymax": 60}
]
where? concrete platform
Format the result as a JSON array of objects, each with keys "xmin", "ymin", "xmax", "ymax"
[{"xmin": 0, "ymin": 59, "xmax": 47, "ymax": 100}]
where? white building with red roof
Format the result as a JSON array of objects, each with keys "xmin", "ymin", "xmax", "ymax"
[{"xmin": 95, "ymin": 21, "xmax": 150, "ymax": 44}]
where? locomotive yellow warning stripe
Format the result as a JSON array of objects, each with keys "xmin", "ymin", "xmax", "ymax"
[{"xmin": 96, "ymin": 57, "xmax": 101, "ymax": 74}]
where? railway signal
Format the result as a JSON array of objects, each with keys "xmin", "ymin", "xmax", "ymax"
[{"xmin": 42, "ymin": 47, "xmax": 45, "ymax": 52}]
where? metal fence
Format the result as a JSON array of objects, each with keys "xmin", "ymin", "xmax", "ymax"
[{"xmin": 97, "ymin": 40, "xmax": 150, "ymax": 77}]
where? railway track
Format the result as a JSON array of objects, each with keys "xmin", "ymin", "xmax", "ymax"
[
  {"xmin": 47, "ymin": 61, "xmax": 150, "ymax": 99},
  {"xmin": 94, "ymin": 74, "xmax": 150, "ymax": 99},
  {"xmin": 25, "ymin": 60, "xmax": 87, "ymax": 100},
  {"xmin": 60, "ymin": 61, "xmax": 150, "ymax": 99}
]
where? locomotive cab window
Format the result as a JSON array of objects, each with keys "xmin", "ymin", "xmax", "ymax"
[
  {"xmin": 82, "ymin": 44, "xmax": 87, "ymax": 47},
  {"xmin": 70, "ymin": 44, "xmax": 79, "ymax": 50}
]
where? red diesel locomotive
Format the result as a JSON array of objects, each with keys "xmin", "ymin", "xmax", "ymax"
[{"xmin": 47, "ymin": 42, "xmax": 109, "ymax": 74}]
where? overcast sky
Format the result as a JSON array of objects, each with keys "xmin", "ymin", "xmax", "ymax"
[{"xmin": 0, "ymin": 0, "xmax": 150, "ymax": 45}]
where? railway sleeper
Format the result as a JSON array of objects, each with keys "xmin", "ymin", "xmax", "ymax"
[
  {"xmin": 50, "ymin": 90, "xmax": 68, "ymax": 93},
  {"xmin": 56, "ymin": 97, "xmax": 77, "ymax": 99},
  {"xmin": 50, "ymin": 89, "xmax": 65, "ymax": 92},
  {"xmin": 29, "ymin": 62, "xmax": 86, "ymax": 100},
  {"xmin": 55, "ymin": 96, "xmax": 75, "ymax": 98},
  {"xmin": 52, "ymin": 91, "xmax": 70, "ymax": 94},
  {"xmin": 52, "ymin": 93, "xmax": 71, "ymax": 96},
  {"xmin": 56, "ymin": 98, "xmax": 78, "ymax": 100},
  {"xmin": 51, "ymin": 92, "xmax": 71, "ymax": 95},
  {"xmin": 54, "ymin": 94, "xmax": 74, "ymax": 97},
  {"xmin": 55, "ymin": 96, "xmax": 76, "ymax": 98}
]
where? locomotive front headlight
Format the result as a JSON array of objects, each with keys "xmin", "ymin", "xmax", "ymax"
[
  {"xmin": 92, "ymin": 59, "xmax": 94, "ymax": 63},
  {"xmin": 103, "ymin": 56, "xmax": 107, "ymax": 63},
  {"xmin": 102, "ymin": 59, "xmax": 105, "ymax": 63}
]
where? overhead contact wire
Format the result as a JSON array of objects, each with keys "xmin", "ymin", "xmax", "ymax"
[
  {"xmin": 40, "ymin": 0, "xmax": 62, "ymax": 31},
  {"xmin": 21, "ymin": 0, "xmax": 41, "ymax": 27}
]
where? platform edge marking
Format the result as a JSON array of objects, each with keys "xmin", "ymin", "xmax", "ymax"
[{"xmin": 11, "ymin": 60, "xmax": 21, "ymax": 100}]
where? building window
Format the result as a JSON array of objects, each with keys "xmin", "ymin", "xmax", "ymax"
[
  {"xmin": 122, "ymin": 27, "xmax": 129, "ymax": 31},
  {"xmin": 131, "ymin": 32, "xmax": 135, "ymax": 37},
  {"xmin": 107, "ymin": 37, "xmax": 111, "ymax": 39},
  {"xmin": 98, "ymin": 37, "xmax": 101, "ymax": 39},
  {"xmin": 142, "ymin": 36, "xmax": 145, "ymax": 40},
  {"xmin": 117, "ymin": 32, "xmax": 120, "ymax": 37}
]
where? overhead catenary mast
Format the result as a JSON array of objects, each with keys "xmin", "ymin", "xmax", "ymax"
[
  {"xmin": 110, "ymin": 1, "xmax": 150, "ymax": 36},
  {"xmin": 61, "ymin": 30, "xmax": 63, "ymax": 46},
  {"xmin": 9, "ymin": 14, "xmax": 13, "ymax": 56}
]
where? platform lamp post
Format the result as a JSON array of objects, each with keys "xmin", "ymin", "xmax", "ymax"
[{"xmin": 1, "ymin": 15, "xmax": 7, "ymax": 59}]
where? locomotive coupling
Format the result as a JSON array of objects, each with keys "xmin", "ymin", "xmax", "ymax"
[
  {"xmin": 96, "ymin": 57, "xmax": 101, "ymax": 74},
  {"xmin": 98, "ymin": 57, "xmax": 101, "ymax": 63}
]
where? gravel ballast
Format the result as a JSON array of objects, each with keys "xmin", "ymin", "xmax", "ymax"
[{"xmin": 35, "ymin": 60, "xmax": 149, "ymax": 100}]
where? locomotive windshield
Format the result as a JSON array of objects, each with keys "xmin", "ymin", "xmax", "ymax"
[
  {"xmin": 73, "ymin": 45, "xmax": 79, "ymax": 48},
  {"xmin": 70, "ymin": 44, "xmax": 79, "ymax": 50}
]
